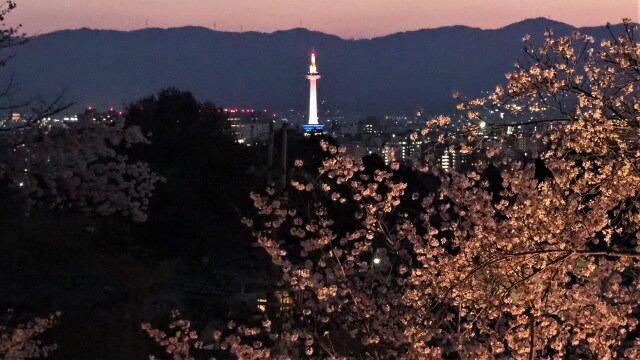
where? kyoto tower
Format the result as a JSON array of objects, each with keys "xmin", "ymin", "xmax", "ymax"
[{"xmin": 303, "ymin": 50, "xmax": 325, "ymax": 133}]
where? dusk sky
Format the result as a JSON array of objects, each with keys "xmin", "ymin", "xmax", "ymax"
[{"xmin": 9, "ymin": 0, "xmax": 639, "ymax": 39}]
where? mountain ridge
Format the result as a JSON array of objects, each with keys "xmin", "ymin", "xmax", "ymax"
[
  {"xmin": 35, "ymin": 17, "xmax": 628, "ymax": 40},
  {"xmin": 1, "ymin": 18, "xmax": 632, "ymax": 116}
]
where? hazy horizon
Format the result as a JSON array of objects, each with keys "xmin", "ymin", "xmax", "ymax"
[{"xmin": 9, "ymin": 0, "xmax": 638, "ymax": 39}]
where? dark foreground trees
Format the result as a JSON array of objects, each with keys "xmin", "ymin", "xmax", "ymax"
[
  {"xmin": 124, "ymin": 88, "xmax": 261, "ymax": 256},
  {"xmin": 0, "ymin": 1, "xmax": 164, "ymax": 357},
  {"xmin": 1, "ymin": 87, "xmax": 276, "ymax": 359}
]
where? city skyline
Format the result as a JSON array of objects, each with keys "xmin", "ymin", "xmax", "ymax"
[{"xmin": 9, "ymin": 0, "xmax": 638, "ymax": 39}]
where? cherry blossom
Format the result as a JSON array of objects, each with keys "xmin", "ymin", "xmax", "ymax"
[{"xmin": 147, "ymin": 20, "xmax": 640, "ymax": 360}]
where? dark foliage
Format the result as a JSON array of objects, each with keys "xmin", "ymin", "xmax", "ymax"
[{"xmin": 125, "ymin": 88, "xmax": 260, "ymax": 256}]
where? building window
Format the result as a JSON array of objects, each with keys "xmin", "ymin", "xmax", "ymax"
[
  {"xmin": 257, "ymin": 298, "xmax": 267, "ymax": 312},
  {"xmin": 294, "ymin": 268, "xmax": 310, "ymax": 278},
  {"xmin": 278, "ymin": 292, "xmax": 293, "ymax": 313}
]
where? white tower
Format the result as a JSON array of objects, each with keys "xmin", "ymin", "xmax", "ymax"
[{"xmin": 306, "ymin": 51, "xmax": 321, "ymax": 126}]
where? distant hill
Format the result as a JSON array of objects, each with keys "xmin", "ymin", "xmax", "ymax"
[{"xmin": 0, "ymin": 18, "xmax": 630, "ymax": 116}]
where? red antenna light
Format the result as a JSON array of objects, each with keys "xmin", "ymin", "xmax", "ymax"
[{"xmin": 87, "ymin": 106, "xmax": 93, "ymax": 111}]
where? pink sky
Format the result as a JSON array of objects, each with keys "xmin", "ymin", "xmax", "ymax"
[{"xmin": 8, "ymin": 0, "xmax": 639, "ymax": 39}]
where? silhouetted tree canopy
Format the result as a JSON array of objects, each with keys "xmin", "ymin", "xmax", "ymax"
[{"xmin": 125, "ymin": 88, "xmax": 260, "ymax": 256}]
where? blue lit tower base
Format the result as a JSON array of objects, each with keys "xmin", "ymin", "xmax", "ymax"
[{"xmin": 302, "ymin": 123, "xmax": 325, "ymax": 134}]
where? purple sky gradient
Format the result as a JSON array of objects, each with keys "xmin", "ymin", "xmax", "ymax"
[{"xmin": 8, "ymin": 0, "xmax": 639, "ymax": 38}]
